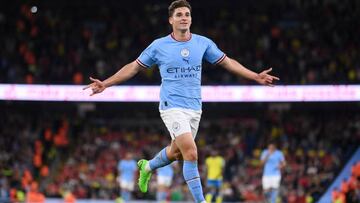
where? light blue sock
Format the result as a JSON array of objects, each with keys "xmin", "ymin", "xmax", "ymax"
[
  {"xmin": 156, "ymin": 191, "xmax": 168, "ymax": 201},
  {"xmin": 264, "ymin": 191, "xmax": 271, "ymax": 202},
  {"xmin": 121, "ymin": 190, "xmax": 131, "ymax": 201},
  {"xmin": 183, "ymin": 160, "xmax": 205, "ymax": 203},
  {"xmin": 149, "ymin": 147, "xmax": 171, "ymax": 170},
  {"xmin": 271, "ymin": 189, "xmax": 278, "ymax": 203}
]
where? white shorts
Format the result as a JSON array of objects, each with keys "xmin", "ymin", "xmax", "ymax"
[
  {"xmin": 120, "ymin": 179, "xmax": 135, "ymax": 191},
  {"xmin": 157, "ymin": 175, "xmax": 173, "ymax": 187},
  {"xmin": 262, "ymin": 176, "xmax": 281, "ymax": 190},
  {"xmin": 160, "ymin": 108, "xmax": 202, "ymax": 140}
]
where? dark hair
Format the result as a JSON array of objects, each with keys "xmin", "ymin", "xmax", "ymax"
[
  {"xmin": 268, "ymin": 139, "xmax": 278, "ymax": 147},
  {"xmin": 168, "ymin": 0, "xmax": 192, "ymax": 17}
]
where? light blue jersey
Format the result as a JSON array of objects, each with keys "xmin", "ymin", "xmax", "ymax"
[
  {"xmin": 137, "ymin": 33, "xmax": 225, "ymax": 110},
  {"xmin": 118, "ymin": 159, "xmax": 137, "ymax": 181},
  {"xmin": 157, "ymin": 164, "xmax": 174, "ymax": 178},
  {"xmin": 260, "ymin": 150, "xmax": 285, "ymax": 176}
]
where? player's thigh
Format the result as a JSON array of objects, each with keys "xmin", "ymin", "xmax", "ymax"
[{"xmin": 174, "ymin": 132, "xmax": 197, "ymax": 154}]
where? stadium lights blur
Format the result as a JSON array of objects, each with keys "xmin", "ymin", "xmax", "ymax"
[
  {"xmin": 31, "ymin": 6, "xmax": 38, "ymax": 13},
  {"xmin": 0, "ymin": 84, "xmax": 359, "ymax": 102}
]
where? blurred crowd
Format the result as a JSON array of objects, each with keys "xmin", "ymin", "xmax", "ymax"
[
  {"xmin": 1, "ymin": 102, "xmax": 359, "ymax": 202},
  {"xmin": 1, "ymin": 0, "xmax": 360, "ymax": 202},
  {"xmin": 0, "ymin": 104, "xmax": 71, "ymax": 202},
  {"xmin": 332, "ymin": 161, "xmax": 360, "ymax": 203},
  {"xmin": 0, "ymin": 0, "xmax": 359, "ymax": 85}
]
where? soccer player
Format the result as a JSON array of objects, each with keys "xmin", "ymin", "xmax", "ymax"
[
  {"xmin": 84, "ymin": 0, "xmax": 279, "ymax": 202},
  {"xmin": 26, "ymin": 181, "xmax": 45, "ymax": 203},
  {"xmin": 117, "ymin": 152, "xmax": 137, "ymax": 201},
  {"xmin": 260, "ymin": 141, "xmax": 286, "ymax": 203},
  {"xmin": 205, "ymin": 150, "xmax": 225, "ymax": 203},
  {"xmin": 156, "ymin": 163, "xmax": 176, "ymax": 202}
]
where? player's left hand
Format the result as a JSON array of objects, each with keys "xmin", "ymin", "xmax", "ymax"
[
  {"xmin": 83, "ymin": 77, "xmax": 107, "ymax": 96},
  {"xmin": 256, "ymin": 68, "xmax": 280, "ymax": 86}
]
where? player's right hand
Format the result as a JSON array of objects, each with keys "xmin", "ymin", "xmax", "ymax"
[{"xmin": 83, "ymin": 77, "xmax": 106, "ymax": 96}]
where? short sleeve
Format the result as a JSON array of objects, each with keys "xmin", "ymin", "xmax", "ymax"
[
  {"xmin": 221, "ymin": 157, "xmax": 225, "ymax": 167},
  {"xmin": 260, "ymin": 150, "xmax": 267, "ymax": 161},
  {"xmin": 280, "ymin": 152, "xmax": 285, "ymax": 161},
  {"xmin": 117, "ymin": 161, "xmax": 122, "ymax": 171},
  {"xmin": 203, "ymin": 38, "xmax": 226, "ymax": 65},
  {"xmin": 136, "ymin": 41, "xmax": 157, "ymax": 68}
]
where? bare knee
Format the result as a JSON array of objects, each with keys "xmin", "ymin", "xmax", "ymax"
[
  {"xmin": 174, "ymin": 151, "xmax": 183, "ymax": 160},
  {"xmin": 168, "ymin": 150, "xmax": 183, "ymax": 160},
  {"xmin": 182, "ymin": 148, "xmax": 198, "ymax": 161},
  {"xmin": 167, "ymin": 146, "xmax": 183, "ymax": 161},
  {"xmin": 173, "ymin": 133, "xmax": 198, "ymax": 161}
]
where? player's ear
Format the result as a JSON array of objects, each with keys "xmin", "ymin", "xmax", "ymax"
[{"xmin": 169, "ymin": 16, "xmax": 173, "ymax": 25}]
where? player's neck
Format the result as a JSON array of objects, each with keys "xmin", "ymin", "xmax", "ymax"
[{"xmin": 171, "ymin": 31, "xmax": 191, "ymax": 42}]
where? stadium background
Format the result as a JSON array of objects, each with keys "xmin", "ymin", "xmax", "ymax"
[{"xmin": 0, "ymin": 0, "xmax": 359, "ymax": 202}]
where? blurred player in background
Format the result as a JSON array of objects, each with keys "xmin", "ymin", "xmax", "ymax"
[
  {"xmin": 260, "ymin": 140, "xmax": 286, "ymax": 203},
  {"xmin": 156, "ymin": 163, "xmax": 176, "ymax": 202},
  {"xmin": 26, "ymin": 181, "xmax": 45, "ymax": 203},
  {"xmin": 205, "ymin": 149, "xmax": 225, "ymax": 203},
  {"xmin": 84, "ymin": 0, "xmax": 279, "ymax": 201},
  {"xmin": 117, "ymin": 152, "xmax": 137, "ymax": 201},
  {"xmin": 62, "ymin": 190, "xmax": 76, "ymax": 203}
]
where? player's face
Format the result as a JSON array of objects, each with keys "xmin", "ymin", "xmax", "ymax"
[
  {"xmin": 169, "ymin": 7, "xmax": 192, "ymax": 32},
  {"xmin": 268, "ymin": 144, "xmax": 276, "ymax": 152},
  {"xmin": 126, "ymin": 153, "xmax": 132, "ymax": 159}
]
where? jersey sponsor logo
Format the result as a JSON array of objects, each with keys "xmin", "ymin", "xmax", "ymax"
[
  {"xmin": 180, "ymin": 48, "xmax": 190, "ymax": 57},
  {"xmin": 166, "ymin": 62, "xmax": 201, "ymax": 79},
  {"xmin": 166, "ymin": 65, "xmax": 201, "ymax": 79},
  {"xmin": 166, "ymin": 65, "xmax": 201, "ymax": 73}
]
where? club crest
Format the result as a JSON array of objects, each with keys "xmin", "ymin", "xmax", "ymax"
[
  {"xmin": 172, "ymin": 122, "xmax": 180, "ymax": 132},
  {"xmin": 181, "ymin": 48, "xmax": 190, "ymax": 57}
]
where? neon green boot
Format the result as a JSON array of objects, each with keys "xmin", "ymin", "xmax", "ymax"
[{"xmin": 137, "ymin": 159, "xmax": 152, "ymax": 193}]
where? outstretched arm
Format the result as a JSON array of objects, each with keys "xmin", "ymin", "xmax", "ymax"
[
  {"xmin": 83, "ymin": 60, "xmax": 143, "ymax": 96},
  {"xmin": 278, "ymin": 160, "xmax": 286, "ymax": 170},
  {"xmin": 218, "ymin": 56, "xmax": 279, "ymax": 86}
]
